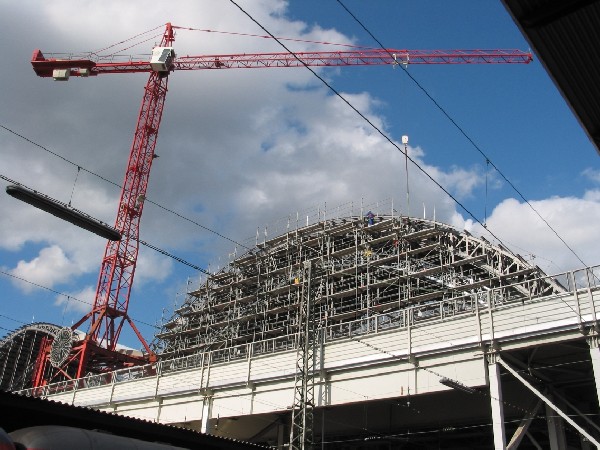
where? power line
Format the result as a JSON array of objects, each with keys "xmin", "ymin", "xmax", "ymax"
[
  {"xmin": 334, "ymin": 0, "xmax": 588, "ymax": 269},
  {"xmin": 136, "ymin": 237, "xmax": 212, "ymax": 276},
  {"xmin": 226, "ymin": 0, "xmax": 521, "ymax": 260},
  {"xmin": 144, "ymin": 198, "xmax": 250, "ymax": 250},
  {"xmin": 0, "ymin": 314, "xmax": 27, "ymax": 326},
  {"xmin": 0, "ymin": 269, "xmax": 159, "ymax": 331},
  {"xmin": 0, "ymin": 123, "xmax": 248, "ymax": 250},
  {"xmin": 0, "ymin": 171, "xmax": 216, "ymax": 276},
  {"xmin": 173, "ymin": 25, "xmax": 376, "ymax": 50},
  {"xmin": 90, "ymin": 24, "xmax": 165, "ymax": 56},
  {"xmin": 0, "ymin": 124, "xmax": 121, "ymax": 190}
]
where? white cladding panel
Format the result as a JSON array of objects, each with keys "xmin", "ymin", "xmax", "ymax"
[
  {"xmin": 112, "ymin": 378, "xmax": 157, "ymax": 403},
  {"xmin": 157, "ymin": 368, "xmax": 203, "ymax": 397},
  {"xmin": 250, "ymin": 352, "xmax": 296, "ymax": 379},
  {"xmin": 157, "ymin": 399, "xmax": 203, "ymax": 423},
  {"xmin": 115, "ymin": 403, "xmax": 159, "ymax": 422},
  {"xmin": 73, "ymin": 385, "xmax": 112, "ymax": 407},
  {"xmin": 328, "ymin": 368, "xmax": 405, "ymax": 404},
  {"xmin": 412, "ymin": 315, "xmax": 480, "ymax": 351},
  {"xmin": 212, "ymin": 387, "xmax": 255, "ymax": 418},
  {"xmin": 250, "ymin": 380, "xmax": 295, "ymax": 414},
  {"xmin": 209, "ymin": 359, "xmax": 248, "ymax": 387}
]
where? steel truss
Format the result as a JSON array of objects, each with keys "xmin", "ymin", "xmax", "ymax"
[
  {"xmin": 156, "ymin": 214, "xmax": 562, "ymax": 359},
  {"xmin": 0, "ymin": 323, "xmax": 63, "ymax": 392}
]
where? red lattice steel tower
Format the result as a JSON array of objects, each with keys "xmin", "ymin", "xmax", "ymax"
[
  {"xmin": 29, "ymin": 23, "xmax": 532, "ymax": 386},
  {"xmin": 31, "ymin": 24, "xmax": 175, "ymax": 386}
]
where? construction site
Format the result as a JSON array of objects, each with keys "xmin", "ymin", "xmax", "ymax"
[
  {"xmin": 2, "ymin": 1, "xmax": 600, "ymax": 449},
  {"xmin": 1, "ymin": 210, "xmax": 600, "ymax": 448},
  {"xmin": 154, "ymin": 213, "xmax": 560, "ymax": 361}
]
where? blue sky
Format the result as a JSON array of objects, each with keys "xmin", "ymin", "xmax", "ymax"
[{"xmin": 1, "ymin": 0, "xmax": 599, "ymax": 349}]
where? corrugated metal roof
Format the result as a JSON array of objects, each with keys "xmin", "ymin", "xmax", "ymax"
[
  {"xmin": 0, "ymin": 390, "xmax": 266, "ymax": 450},
  {"xmin": 502, "ymin": 0, "xmax": 600, "ymax": 155}
]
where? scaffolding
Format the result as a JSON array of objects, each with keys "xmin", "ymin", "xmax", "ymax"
[{"xmin": 155, "ymin": 214, "xmax": 562, "ymax": 360}]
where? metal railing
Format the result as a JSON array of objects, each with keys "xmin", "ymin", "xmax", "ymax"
[{"xmin": 17, "ymin": 265, "xmax": 599, "ymax": 398}]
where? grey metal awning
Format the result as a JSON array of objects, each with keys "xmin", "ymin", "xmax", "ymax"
[{"xmin": 502, "ymin": 0, "xmax": 600, "ymax": 155}]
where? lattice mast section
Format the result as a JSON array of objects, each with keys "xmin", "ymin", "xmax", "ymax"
[
  {"xmin": 290, "ymin": 261, "xmax": 319, "ymax": 450},
  {"xmin": 32, "ymin": 24, "xmax": 175, "ymax": 386}
]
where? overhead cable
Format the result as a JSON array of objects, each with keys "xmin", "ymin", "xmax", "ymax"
[
  {"xmin": 227, "ymin": 0, "xmax": 514, "ymax": 254},
  {"xmin": 0, "ymin": 123, "xmax": 247, "ymax": 250},
  {"xmin": 335, "ymin": 0, "xmax": 588, "ymax": 269},
  {"xmin": 0, "ymin": 269, "xmax": 159, "ymax": 330}
]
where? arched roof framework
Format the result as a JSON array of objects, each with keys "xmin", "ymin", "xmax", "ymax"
[
  {"xmin": 0, "ymin": 323, "xmax": 62, "ymax": 391},
  {"xmin": 156, "ymin": 215, "xmax": 563, "ymax": 360}
]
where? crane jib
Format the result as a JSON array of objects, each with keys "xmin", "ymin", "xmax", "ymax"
[{"xmin": 31, "ymin": 48, "xmax": 533, "ymax": 79}]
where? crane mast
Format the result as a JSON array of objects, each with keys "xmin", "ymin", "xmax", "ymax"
[
  {"xmin": 32, "ymin": 24, "xmax": 175, "ymax": 386},
  {"xmin": 88, "ymin": 23, "xmax": 174, "ymax": 357},
  {"xmin": 29, "ymin": 23, "xmax": 532, "ymax": 388}
]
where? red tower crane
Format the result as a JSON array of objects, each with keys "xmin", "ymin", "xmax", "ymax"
[{"xmin": 29, "ymin": 22, "xmax": 532, "ymax": 387}]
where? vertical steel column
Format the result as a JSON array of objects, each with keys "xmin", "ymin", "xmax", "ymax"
[
  {"xmin": 488, "ymin": 353, "xmax": 506, "ymax": 450},
  {"xmin": 587, "ymin": 334, "xmax": 600, "ymax": 408},
  {"xmin": 201, "ymin": 392, "xmax": 213, "ymax": 434},
  {"xmin": 277, "ymin": 421, "xmax": 286, "ymax": 450},
  {"xmin": 545, "ymin": 397, "xmax": 567, "ymax": 450}
]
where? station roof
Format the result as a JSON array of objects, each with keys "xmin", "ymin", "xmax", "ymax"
[
  {"xmin": 0, "ymin": 390, "xmax": 265, "ymax": 450},
  {"xmin": 502, "ymin": 0, "xmax": 600, "ymax": 155}
]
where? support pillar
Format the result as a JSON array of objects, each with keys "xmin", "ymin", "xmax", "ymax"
[
  {"xmin": 200, "ymin": 392, "xmax": 213, "ymax": 434},
  {"xmin": 277, "ymin": 422, "xmax": 286, "ymax": 450},
  {"xmin": 488, "ymin": 353, "xmax": 506, "ymax": 450},
  {"xmin": 155, "ymin": 397, "xmax": 163, "ymax": 423},
  {"xmin": 545, "ymin": 397, "xmax": 567, "ymax": 450},
  {"xmin": 587, "ymin": 334, "xmax": 600, "ymax": 408}
]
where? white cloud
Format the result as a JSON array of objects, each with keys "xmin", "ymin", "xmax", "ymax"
[
  {"xmin": 54, "ymin": 285, "xmax": 95, "ymax": 315},
  {"xmin": 436, "ymin": 165, "xmax": 484, "ymax": 199},
  {"xmin": 134, "ymin": 245, "xmax": 174, "ymax": 286},
  {"xmin": 584, "ymin": 189, "xmax": 600, "ymax": 202},
  {"xmin": 10, "ymin": 245, "xmax": 82, "ymax": 292},
  {"xmin": 456, "ymin": 192, "xmax": 600, "ymax": 274},
  {"xmin": 583, "ymin": 168, "xmax": 600, "ymax": 184}
]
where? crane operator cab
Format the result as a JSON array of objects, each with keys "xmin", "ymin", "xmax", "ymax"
[{"xmin": 150, "ymin": 47, "xmax": 175, "ymax": 74}]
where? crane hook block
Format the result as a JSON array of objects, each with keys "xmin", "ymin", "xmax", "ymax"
[{"xmin": 150, "ymin": 47, "xmax": 175, "ymax": 73}]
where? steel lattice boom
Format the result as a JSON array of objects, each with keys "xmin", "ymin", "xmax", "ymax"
[{"xmin": 31, "ymin": 48, "xmax": 532, "ymax": 77}]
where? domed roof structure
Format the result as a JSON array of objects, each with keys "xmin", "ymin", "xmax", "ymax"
[
  {"xmin": 0, "ymin": 323, "xmax": 63, "ymax": 391},
  {"xmin": 155, "ymin": 214, "xmax": 563, "ymax": 360}
]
